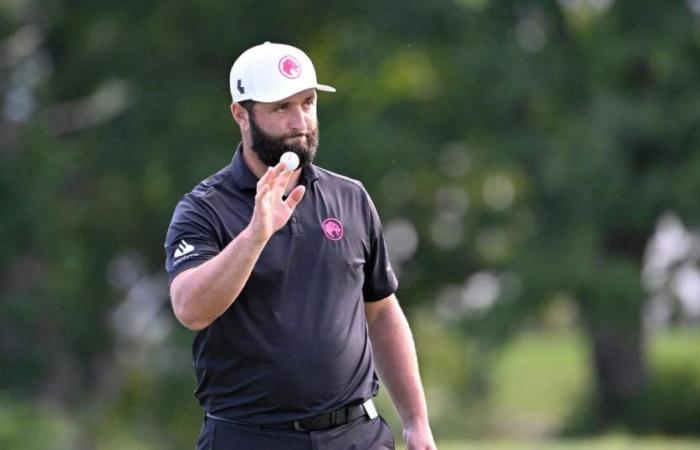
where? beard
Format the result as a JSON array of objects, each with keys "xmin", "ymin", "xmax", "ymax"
[{"xmin": 249, "ymin": 115, "xmax": 319, "ymax": 168}]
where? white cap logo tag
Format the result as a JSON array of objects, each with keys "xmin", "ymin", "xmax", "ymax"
[{"xmin": 279, "ymin": 55, "xmax": 301, "ymax": 79}]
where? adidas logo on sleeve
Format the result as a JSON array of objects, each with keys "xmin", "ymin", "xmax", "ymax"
[
  {"xmin": 172, "ymin": 240, "xmax": 200, "ymax": 267},
  {"xmin": 174, "ymin": 240, "xmax": 195, "ymax": 257}
]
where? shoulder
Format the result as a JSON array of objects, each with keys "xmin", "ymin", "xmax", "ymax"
[
  {"xmin": 313, "ymin": 165, "xmax": 368, "ymax": 196},
  {"xmin": 188, "ymin": 165, "xmax": 233, "ymax": 199},
  {"xmin": 313, "ymin": 166, "xmax": 381, "ymax": 225},
  {"xmin": 172, "ymin": 164, "xmax": 233, "ymax": 219}
]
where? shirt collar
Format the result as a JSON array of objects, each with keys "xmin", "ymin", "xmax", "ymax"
[
  {"xmin": 230, "ymin": 143, "xmax": 320, "ymax": 191},
  {"xmin": 230, "ymin": 143, "xmax": 259, "ymax": 190}
]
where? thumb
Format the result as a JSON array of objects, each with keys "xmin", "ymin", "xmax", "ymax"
[{"xmin": 285, "ymin": 185, "xmax": 306, "ymax": 210}]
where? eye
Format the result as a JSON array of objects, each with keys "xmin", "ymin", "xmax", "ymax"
[{"xmin": 275, "ymin": 104, "xmax": 288, "ymax": 112}]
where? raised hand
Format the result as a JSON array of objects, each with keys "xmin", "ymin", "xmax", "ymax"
[{"xmin": 248, "ymin": 162, "xmax": 305, "ymax": 244}]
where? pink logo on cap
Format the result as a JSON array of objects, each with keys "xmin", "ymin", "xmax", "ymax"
[
  {"xmin": 322, "ymin": 218, "xmax": 343, "ymax": 241},
  {"xmin": 279, "ymin": 55, "xmax": 301, "ymax": 79}
]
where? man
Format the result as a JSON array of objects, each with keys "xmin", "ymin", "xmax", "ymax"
[{"xmin": 165, "ymin": 41, "xmax": 436, "ymax": 450}]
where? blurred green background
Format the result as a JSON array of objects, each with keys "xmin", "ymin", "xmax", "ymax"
[{"xmin": 2, "ymin": 0, "xmax": 700, "ymax": 448}]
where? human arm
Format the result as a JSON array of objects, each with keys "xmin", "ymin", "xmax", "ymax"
[
  {"xmin": 170, "ymin": 163, "xmax": 304, "ymax": 331},
  {"xmin": 365, "ymin": 295, "xmax": 437, "ymax": 450}
]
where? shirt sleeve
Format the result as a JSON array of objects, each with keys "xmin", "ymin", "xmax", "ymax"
[
  {"xmin": 164, "ymin": 195, "xmax": 222, "ymax": 284},
  {"xmin": 361, "ymin": 188, "xmax": 399, "ymax": 302}
]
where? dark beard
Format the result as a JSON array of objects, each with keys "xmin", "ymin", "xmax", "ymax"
[{"xmin": 249, "ymin": 115, "xmax": 319, "ymax": 168}]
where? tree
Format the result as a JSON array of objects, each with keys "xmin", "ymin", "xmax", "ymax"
[
  {"xmin": 3, "ymin": 0, "xmax": 700, "ymax": 444},
  {"xmin": 390, "ymin": 0, "xmax": 700, "ymax": 427}
]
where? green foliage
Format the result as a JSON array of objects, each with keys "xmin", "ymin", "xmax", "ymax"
[
  {"xmin": 3, "ymin": 0, "xmax": 700, "ymax": 444},
  {"xmin": 626, "ymin": 363, "xmax": 700, "ymax": 435},
  {"xmin": 563, "ymin": 329, "xmax": 700, "ymax": 437},
  {"xmin": 563, "ymin": 365, "xmax": 700, "ymax": 437},
  {"xmin": 0, "ymin": 398, "xmax": 79, "ymax": 450}
]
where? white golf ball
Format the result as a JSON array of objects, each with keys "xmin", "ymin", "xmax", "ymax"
[{"xmin": 280, "ymin": 152, "xmax": 300, "ymax": 171}]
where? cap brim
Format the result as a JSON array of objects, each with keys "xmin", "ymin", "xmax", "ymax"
[{"xmin": 316, "ymin": 84, "xmax": 336, "ymax": 93}]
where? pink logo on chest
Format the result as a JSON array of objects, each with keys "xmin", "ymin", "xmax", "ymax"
[{"xmin": 322, "ymin": 218, "xmax": 343, "ymax": 241}]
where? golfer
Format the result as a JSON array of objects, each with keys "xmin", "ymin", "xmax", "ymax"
[{"xmin": 165, "ymin": 41, "xmax": 436, "ymax": 450}]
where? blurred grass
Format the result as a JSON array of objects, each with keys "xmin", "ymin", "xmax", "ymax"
[
  {"xmin": 379, "ymin": 323, "xmax": 700, "ymax": 448},
  {"xmin": 649, "ymin": 328, "xmax": 700, "ymax": 366},
  {"xmin": 399, "ymin": 436, "xmax": 700, "ymax": 449},
  {"xmin": 490, "ymin": 329, "xmax": 590, "ymax": 436}
]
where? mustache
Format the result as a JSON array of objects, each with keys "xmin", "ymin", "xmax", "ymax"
[{"xmin": 283, "ymin": 131, "xmax": 311, "ymax": 139}]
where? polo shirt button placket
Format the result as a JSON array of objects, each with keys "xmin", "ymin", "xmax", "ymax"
[{"xmin": 290, "ymin": 215, "xmax": 302, "ymax": 235}]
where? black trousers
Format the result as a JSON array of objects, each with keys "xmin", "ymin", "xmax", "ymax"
[{"xmin": 196, "ymin": 415, "xmax": 395, "ymax": 450}]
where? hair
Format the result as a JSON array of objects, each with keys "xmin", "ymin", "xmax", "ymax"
[{"xmin": 238, "ymin": 100, "xmax": 256, "ymax": 117}]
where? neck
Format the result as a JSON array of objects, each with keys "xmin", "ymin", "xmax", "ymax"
[{"xmin": 241, "ymin": 142, "xmax": 267, "ymax": 179}]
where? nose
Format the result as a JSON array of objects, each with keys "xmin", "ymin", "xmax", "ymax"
[{"xmin": 287, "ymin": 105, "xmax": 308, "ymax": 132}]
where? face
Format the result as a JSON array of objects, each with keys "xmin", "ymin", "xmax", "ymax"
[{"xmin": 246, "ymin": 89, "xmax": 319, "ymax": 168}]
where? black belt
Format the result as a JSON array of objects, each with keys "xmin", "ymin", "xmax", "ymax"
[{"xmin": 207, "ymin": 399, "xmax": 376, "ymax": 432}]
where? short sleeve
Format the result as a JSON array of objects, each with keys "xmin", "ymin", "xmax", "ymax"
[
  {"xmin": 361, "ymin": 189, "xmax": 399, "ymax": 302},
  {"xmin": 164, "ymin": 195, "xmax": 222, "ymax": 284}
]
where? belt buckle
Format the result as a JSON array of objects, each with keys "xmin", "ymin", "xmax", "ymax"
[
  {"xmin": 293, "ymin": 420, "xmax": 306, "ymax": 431},
  {"xmin": 363, "ymin": 399, "xmax": 378, "ymax": 419}
]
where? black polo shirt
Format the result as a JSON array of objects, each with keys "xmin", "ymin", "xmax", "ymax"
[{"xmin": 164, "ymin": 144, "xmax": 398, "ymax": 424}]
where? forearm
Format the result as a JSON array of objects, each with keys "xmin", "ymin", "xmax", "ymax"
[
  {"xmin": 171, "ymin": 225, "xmax": 267, "ymax": 330},
  {"xmin": 170, "ymin": 163, "xmax": 305, "ymax": 331},
  {"xmin": 367, "ymin": 299, "xmax": 429, "ymax": 426}
]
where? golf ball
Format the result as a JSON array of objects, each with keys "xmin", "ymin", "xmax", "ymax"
[{"xmin": 280, "ymin": 152, "xmax": 300, "ymax": 171}]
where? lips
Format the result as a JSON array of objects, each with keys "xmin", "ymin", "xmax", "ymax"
[{"xmin": 286, "ymin": 134, "xmax": 307, "ymax": 142}]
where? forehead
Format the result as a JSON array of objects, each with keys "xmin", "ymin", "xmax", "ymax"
[{"xmin": 263, "ymin": 88, "xmax": 317, "ymax": 107}]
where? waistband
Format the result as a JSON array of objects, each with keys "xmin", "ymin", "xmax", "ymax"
[{"xmin": 206, "ymin": 398, "xmax": 378, "ymax": 432}]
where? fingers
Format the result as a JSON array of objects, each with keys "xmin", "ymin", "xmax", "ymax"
[
  {"xmin": 276, "ymin": 165, "xmax": 295, "ymax": 191},
  {"xmin": 256, "ymin": 161, "xmax": 301, "ymax": 214},
  {"xmin": 256, "ymin": 166, "xmax": 273, "ymax": 192},
  {"xmin": 272, "ymin": 161, "xmax": 287, "ymax": 177},
  {"xmin": 284, "ymin": 185, "xmax": 306, "ymax": 210},
  {"xmin": 256, "ymin": 162, "xmax": 283, "ymax": 184},
  {"xmin": 254, "ymin": 183, "xmax": 270, "ymax": 206},
  {"xmin": 257, "ymin": 162, "xmax": 291, "ymax": 192}
]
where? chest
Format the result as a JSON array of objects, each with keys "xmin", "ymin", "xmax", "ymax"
[{"xmin": 221, "ymin": 186, "xmax": 370, "ymax": 275}]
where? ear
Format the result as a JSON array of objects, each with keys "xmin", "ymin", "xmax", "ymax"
[{"xmin": 231, "ymin": 103, "xmax": 251, "ymax": 131}]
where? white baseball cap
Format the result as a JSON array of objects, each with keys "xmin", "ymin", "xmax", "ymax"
[{"xmin": 229, "ymin": 42, "xmax": 336, "ymax": 103}]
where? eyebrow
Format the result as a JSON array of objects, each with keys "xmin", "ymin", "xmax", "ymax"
[{"xmin": 271, "ymin": 95, "xmax": 315, "ymax": 109}]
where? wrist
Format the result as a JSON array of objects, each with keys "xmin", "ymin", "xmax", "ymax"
[
  {"xmin": 403, "ymin": 415, "xmax": 430, "ymax": 429},
  {"xmin": 240, "ymin": 224, "xmax": 270, "ymax": 248}
]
